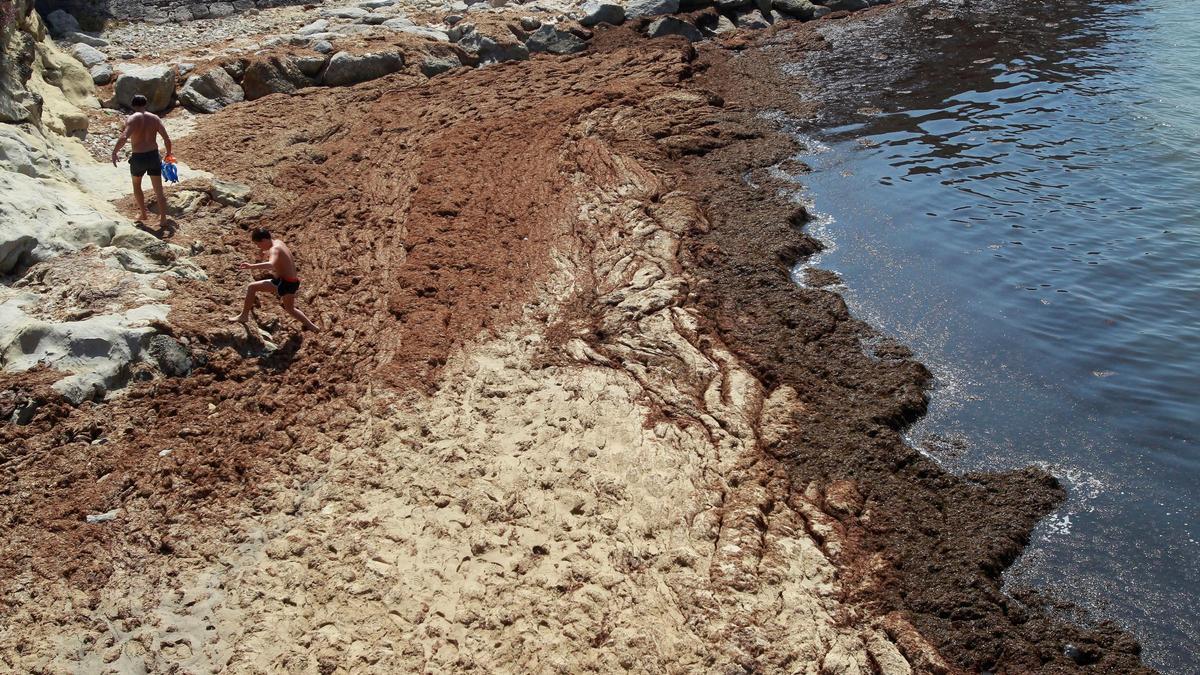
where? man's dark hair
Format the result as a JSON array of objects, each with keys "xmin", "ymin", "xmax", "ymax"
[
  {"xmin": 251, "ymin": 228, "xmax": 271, "ymax": 242},
  {"xmin": 130, "ymin": 94, "xmax": 148, "ymax": 109}
]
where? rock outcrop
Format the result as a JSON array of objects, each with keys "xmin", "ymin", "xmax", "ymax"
[
  {"xmin": 179, "ymin": 67, "xmax": 245, "ymax": 113},
  {"xmin": 580, "ymin": 1, "xmax": 626, "ymax": 26},
  {"xmin": 646, "ymin": 16, "xmax": 704, "ymax": 41},
  {"xmin": 321, "ymin": 50, "xmax": 405, "ymax": 87},
  {"xmin": 113, "ymin": 64, "xmax": 176, "ymax": 111},
  {"xmin": 241, "ymin": 54, "xmax": 311, "ymax": 100},
  {"xmin": 1, "ymin": 1, "xmax": 95, "ymax": 135},
  {"xmin": 625, "ymin": 0, "xmax": 681, "ymax": 19},
  {"xmin": 526, "ymin": 24, "xmax": 587, "ymax": 55},
  {"xmin": 0, "ymin": 124, "xmax": 204, "ymax": 403}
]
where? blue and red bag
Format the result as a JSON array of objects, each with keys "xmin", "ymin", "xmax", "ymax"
[{"xmin": 161, "ymin": 154, "xmax": 179, "ymax": 183}]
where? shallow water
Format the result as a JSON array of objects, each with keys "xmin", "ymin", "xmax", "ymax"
[{"xmin": 783, "ymin": 0, "xmax": 1200, "ymax": 671}]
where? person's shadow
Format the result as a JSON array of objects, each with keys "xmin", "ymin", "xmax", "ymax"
[
  {"xmin": 135, "ymin": 217, "xmax": 179, "ymax": 240},
  {"xmin": 257, "ymin": 332, "xmax": 303, "ymax": 373}
]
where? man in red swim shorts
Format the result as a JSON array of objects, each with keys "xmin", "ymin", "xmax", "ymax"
[{"xmin": 231, "ymin": 228, "xmax": 320, "ymax": 332}]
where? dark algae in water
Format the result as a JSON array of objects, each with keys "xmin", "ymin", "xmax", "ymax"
[
  {"xmin": 674, "ymin": 0, "xmax": 1156, "ymax": 672},
  {"xmin": 790, "ymin": 0, "xmax": 1200, "ymax": 671}
]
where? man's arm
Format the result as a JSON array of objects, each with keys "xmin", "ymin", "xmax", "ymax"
[
  {"xmin": 240, "ymin": 248, "xmax": 281, "ymax": 271},
  {"xmin": 111, "ymin": 122, "xmax": 128, "ymax": 167},
  {"xmin": 158, "ymin": 118, "xmax": 173, "ymax": 157}
]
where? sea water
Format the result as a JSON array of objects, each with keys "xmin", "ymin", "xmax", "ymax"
[{"xmin": 786, "ymin": 0, "xmax": 1199, "ymax": 671}]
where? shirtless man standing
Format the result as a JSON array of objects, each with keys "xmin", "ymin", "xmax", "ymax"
[
  {"xmin": 111, "ymin": 94, "xmax": 172, "ymax": 227},
  {"xmin": 231, "ymin": 228, "xmax": 321, "ymax": 332}
]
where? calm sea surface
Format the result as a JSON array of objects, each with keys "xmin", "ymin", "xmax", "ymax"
[{"xmin": 778, "ymin": 0, "xmax": 1199, "ymax": 671}]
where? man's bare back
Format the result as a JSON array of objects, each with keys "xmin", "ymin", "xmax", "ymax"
[
  {"xmin": 124, "ymin": 111, "xmax": 166, "ymax": 153},
  {"xmin": 261, "ymin": 240, "xmax": 299, "ymax": 280}
]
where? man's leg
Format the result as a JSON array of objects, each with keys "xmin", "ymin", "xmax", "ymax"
[
  {"xmin": 131, "ymin": 175, "xmax": 148, "ymax": 221},
  {"xmin": 150, "ymin": 175, "xmax": 168, "ymax": 226},
  {"xmin": 281, "ymin": 294, "xmax": 320, "ymax": 332},
  {"xmin": 231, "ymin": 279, "xmax": 275, "ymax": 323}
]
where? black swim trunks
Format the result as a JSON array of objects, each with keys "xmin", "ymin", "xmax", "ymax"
[
  {"xmin": 270, "ymin": 277, "xmax": 301, "ymax": 297},
  {"xmin": 129, "ymin": 150, "xmax": 162, "ymax": 177}
]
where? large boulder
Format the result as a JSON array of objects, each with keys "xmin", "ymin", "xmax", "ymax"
[
  {"xmin": 145, "ymin": 334, "xmax": 192, "ymax": 377},
  {"xmin": 321, "ymin": 7, "xmax": 368, "ymax": 19},
  {"xmin": 773, "ymin": 0, "xmax": 820, "ymax": 18},
  {"xmin": 448, "ymin": 22, "xmax": 475, "ymax": 42},
  {"xmin": 321, "ymin": 51, "xmax": 404, "ymax": 87},
  {"xmin": 579, "ymin": 1, "xmax": 625, "ymax": 27},
  {"xmin": 818, "ymin": 0, "xmax": 868, "ymax": 9},
  {"xmin": 241, "ymin": 56, "xmax": 311, "ymax": 100},
  {"xmin": 645, "ymin": 16, "xmax": 703, "ymax": 41},
  {"xmin": 209, "ymin": 179, "xmax": 252, "ymax": 207},
  {"xmin": 294, "ymin": 55, "xmax": 328, "ymax": 77},
  {"xmin": 526, "ymin": 24, "xmax": 587, "ymax": 55},
  {"xmin": 209, "ymin": 2, "xmax": 237, "ymax": 17},
  {"xmin": 64, "ymin": 32, "xmax": 108, "ymax": 48},
  {"xmin": 90, "ymin": 63, "xmax": 114, "ymax": 86},
  {"xmin": 735, "ymin": 7, "xmax": 776, "ymax": 27},
  {"xmin": 67, "ymin": 43, "xmax": 106, "ymax": 69},
  {"xmin": 419, "ymin": 53, "xmax": 462, "ymax": 77},
  {"xmin": 297, "ymin": 19, "xmax": 330, "ymax": 35},
  {"xmin": 459, "ymin": 33, "xmax": 528, "ymax": 64},
  {"xmin": 114, "ymin": 65, "xmax": 176, "ymax": 112},
  {"xmin": 2, "ymin": 9, "xmax": 95, "ymax": 135},
  {"xmin": 178, "ymin": 67, "xmax": 245, "ymax": 113},
  {"xmin": 384, "ymin": 22, "xmax": 450, "ymax": 42},
  {"xmin": 44, "ymin": 9, "xmax": 81, "ymax": 36},
  {"xmin": 705, "ymin": 13, "xmax": 737, "ymax": 35},
  {"xmin": 222, "ymin": 58, "xmax": 247, "ymax": 80},
  {"xmin": 624, "ymin": 0, "xmax": 680, "ymax": 19}
]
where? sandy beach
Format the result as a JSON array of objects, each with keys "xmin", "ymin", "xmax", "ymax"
[{"xmin": 1, "ymin": 0, "xmax": 1154, "ymax": 671}]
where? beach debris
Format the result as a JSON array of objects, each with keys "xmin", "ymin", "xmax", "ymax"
[{"xmin": 85, "ymin": 509, "xmax": 119, "ymax": 524}]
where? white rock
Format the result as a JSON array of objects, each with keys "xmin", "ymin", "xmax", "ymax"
[
  {"xmin": 385, "ymin": 23, "xmax": 450, "ymax": 42},
  {"xmin": 322, "ymin": 51, "xmax": 405, "ymax": 86},
  {"xmin": 707, "ymin": 14, "xmax": 737, "ymax": 34},
  {"xmin": 90, "ymin": 63, "xmax": 114, "ymax": 86},
  {"xmin": 114, "ymin": 65, "xmax": 176, "ymax": 112},
  {"xmin": 209, "ymin": 179, "xmax": 253, "ymax": 206},
  {"xmin": 297, "ymin": 19, "xmax": 330, "ymax": 35},
  {"xmin": 86, "ymin": 510, "xmax": 119, "ymax": 524},
  {"xmin": 64, "ymin": 32, "xmax": 109, "ymax": 48},
  {"xmin": 0, "ymin": 125, "xmax": 193, "ymax": 404},
  {"xmin": 580, "ymin": 1, "xmax": 624, "ymax": 26},
  {"xmin": 624, "ymin": 0, "xmax": 680, "ymax": 19},
  {"xmin": 68, "ymin": 43, "xmax": 107, "ymax": 69},
  {"xmin": 320, "ymin": 7, "xmax": 369, "ymax": 19}
]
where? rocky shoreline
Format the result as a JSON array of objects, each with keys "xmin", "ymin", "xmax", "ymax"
[{"xmin": 2, "ymin": 0, "xmax": 1154, "ymax": 672}]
